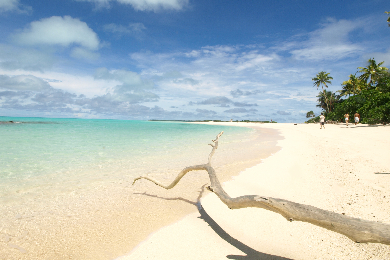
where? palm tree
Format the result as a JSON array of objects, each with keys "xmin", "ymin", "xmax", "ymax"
[
  {"xmin": 358, "ymin": 58, "xmax": 389, "ymax": 88},
  {"xmin": 316, "ymin": 92, "xmax": 327, "ymax": 111},
  {"xmin": 340, "ymin": 79, "xmax": 354, "ymax": 97},
  {"xmin": 316, "ymin": 90, "xmax": 338, "ymax": 113},
  {"xmin": 312, "ymin": 71, "xmax": 333, "ymax": 91},
  {"xmin": 313, "ymin": 71, "xmax": 333, "ymax": 112},
  {"xmin": 340, "ymin": 74, "xmax": 363, "ymax": 97}
]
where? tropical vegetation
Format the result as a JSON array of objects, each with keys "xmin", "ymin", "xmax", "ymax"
[
  {"xmin": 312, "ymin": 71, "xmax": 334, "ymax": 113},
  {"xmin": 306, "ymin": 111, "xmax": 315, "ymax": 118},
  {"xmin": 387, "ymin": 11, "xmax": 390, "ymax": 26},
  {"xmin": 307, "ymin": 58, "xmax": 390, "ymax": 124}
]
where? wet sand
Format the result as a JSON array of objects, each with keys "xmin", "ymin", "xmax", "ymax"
[{"xmin": 0, "ymin": 126, "xmax": 281, "ymax": 259}]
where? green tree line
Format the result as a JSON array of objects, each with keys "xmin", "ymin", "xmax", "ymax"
[{"xmin": 307, "ymin": 58, "xmax": 390, "ymax": 124}]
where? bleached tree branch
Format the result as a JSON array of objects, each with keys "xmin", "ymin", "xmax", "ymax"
[{"xmin": 133, "ymin": 132, "xmax": 390, "ymax": 245}]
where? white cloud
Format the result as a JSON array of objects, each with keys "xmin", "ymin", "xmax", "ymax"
[
  {"xmin": 103, "ymin": 23, "xmax": 146, "ymax": 37},
  {"xmin": 0, "ymin": 75, "xmax": 51, "ymax": 91},
  {"xmin": 81, "ymin": 0, "xmax": 110, "ymax": 8},
  {"xmin": 230, "ymin": 89, "xmax": 263, "ymax": 98},
  {"xmin": 70, "ymin": 47, "xmax": 100, "ymax": 60},
  {"xmin": 291, "ymin": 44, "xmax": 362, "ymax": 61},
  {"xmin": 362, "ymin": 49, "xmax": 390, "ymax": 67},
  {"xmin": 195, "ymin": 108, "xmax": 217, "ymax": 116},
  {"xmin": 117, "ymin": 0, "xmax": 189, "ymax": 11},
  {"xmin": 0, "ymin": 0, "xmax": 18, "ymax": 11},
  {"xmin": 289, "ymin": 18, "xmax": 364, "ymax": 61},
  {"xmin": 13, "ymin": 16, "xmax": 100, "ymax": 51},
  {"xmin": 224, "ymin": 108, "xmax": 252, "ymax": 113},
  {"xmin": 198, "ymin": 96, "xmax": 232, "ymax": 106},
  {"xmin": 277, "ymin": 110, "xmax": 291, "ymax": 116},
  {"xmin": 93, "ymin": 68, "xmax": 158, "ymax": 104},
  {"xmin": 0, "ymin": 44, "xmax": 55, "ymax": 71},
  {"xmin": 0, "ymin": 69, "xmax": 114, "ymax": 97},
  {"xmin": 235, "ymin": 51, "xmax": 278, "ymax": 71},
  {"xmin": 95, "ymin": 67, "xmax": 154, "ymax": 90},
  {"xmin": 0, "ymin": 0, "xmax": 30, "ymax": 13},
  {"xmin": 77, "ymin": 0, "xmax": 188, "ymax": 11},
  {"xmin": 2, "ymin": 15, "xmax": 386, "ymax": 122}
]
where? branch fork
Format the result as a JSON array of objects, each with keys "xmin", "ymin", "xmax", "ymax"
[{"xmin": 133, "ymin": 132, "xmax": 390, "ymax": 245}]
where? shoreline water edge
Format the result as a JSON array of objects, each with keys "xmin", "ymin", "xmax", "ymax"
[
  {"xmin": 2, "ymin": 120, "xmax": 389, "ymax": 259},
  {"xmin": 0, "ymin": 119, "xmax": 282, "ymax": 259},
  {"xmin": 119, "ymin": 122, "xmax": 390, "ymax": 260}
]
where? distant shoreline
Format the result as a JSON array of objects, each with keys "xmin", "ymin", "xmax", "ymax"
[{"xmin": 149, "ymin": 119, "xmax": 278, "ymax": 123}]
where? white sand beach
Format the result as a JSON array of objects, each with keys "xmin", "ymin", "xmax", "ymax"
[
  {"xmin": 119, "ymin": 122, "xmax": 390, "ymax": 260},
  {"xmin": 0, "ymin": 123, "xmax": 280, "ymax": 260}
]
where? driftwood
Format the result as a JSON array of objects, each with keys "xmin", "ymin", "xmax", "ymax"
[{"xmin": 133, "ymin": 132, "xmax": 390, "ymax": 245}]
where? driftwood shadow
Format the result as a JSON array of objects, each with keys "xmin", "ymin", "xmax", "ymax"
[
  {"xmin": 135, "ymin": 186, "xmax": 291, "ymax": 260},
  {"xmin": 133, "ymin": 132, "xmax": 390, "ymax": 247}
]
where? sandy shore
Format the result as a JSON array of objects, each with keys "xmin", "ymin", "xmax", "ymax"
[
  {"xmin": 0, "ymin": 125, "xmax": 281, "ymax": 259},
  {"xmin": 118, "ymin": 122, "xmax": 390, "ymax": 260}
]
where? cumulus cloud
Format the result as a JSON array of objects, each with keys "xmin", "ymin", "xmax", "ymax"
[
  {"xmin": 289, "ymin": 18, "xmax": 364, "ymax": 61},
  {"xmin": 175, "ymin": 78, "xmax": 199, "ymax": 85},
  {"xmin": 0, "ymin": 75, "xmax": 51, "ymax": 91},
  {"xmin": 118, "ymin": 0, "xmax": 189, "ymax": 11},
  {"xmin": 0, "ymin": 82, "xmax": 160, "ymax": 117},
  {"xmin": 198, "ymin": 96, "xmax": 232, "ymax": 106},
  {"xmin": 77, "ymin": 0, "xmax": 188, "ymax": 11},
  {"xmin": 13, "ymin": 16, "xmax": 100, "ymax": 51},
  {"xmin": 3, "ymin": 15, "xmax": 383, "ymax": 122},
  {"xmin": 94, "ymin": 67, "xmax": 158, "ymax": 104},
  {"xmin": 236, "ymin": 52, "xmax": 278, "ymax": 71},
  {"xmin": 233, "ymin": 101, "xmax": 257, "ymax": 107},
  {"xmin": 230, "ymin": 89, "xmax": 263, "ymax": 98},
  {"xmin": 162, "ymin": 71, "xmax": 183, "ymax": 79},
  {"xmin": 0, "ymin": 87, "xmax": 82, "ymax": 114},
  {"xmin": 103, "ymin": 23, "xmax": 146, "ymax": 36},
  {"xmin": 195, "ymin": 96, "xmax": 258, "ymax": 107},
  {"xmin": 224, "ymin": 108, "xmax": 257, "ymax": 113},
  {"xmin": 88, "ymin": 90, "xmax": 159, "ymax": 106},
  {"xmin": 152, "ymin": 71, "xmax": 200, "ymax": 87},
  {"xmin": 0, "ymin": 0, "xmax": 18, "ymax": 11},
  {"xmin": 95, "ymin": 67, "xmax": 154, "ymax": 90},
  {"xmin": 70, "ymin": 47, "xmax": 100, "ymax": 60},
  {"xmin": 363, "ymin": 49, "xmax": 390, "ymax": 67},
  {"xmin": 31, "ymin": 90, "xmax": 79, "ymax": 106},
  {"xmin": 276, "ymin": 110, "xmax": 291, "ymax": 115},
  {"xmin": 195, "ymin": 108, "xmax": 217, "ymax": 117},
  {"xmin": 78, "ymin": 0, "xmax": 110, "ymax": 8},
  {"xmin": 0, "ymin": 44, "xmax": 55, "ymax": 71},
  {"xmin": 0, "ymin": 0, "xmax": 31, "ymax": 13}
]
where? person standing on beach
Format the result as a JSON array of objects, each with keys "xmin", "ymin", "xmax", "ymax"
[
  {"xmin": 344, "ymin": 113, "xmax": 349, "ymax": 126},
  {"xmin": 319, "ymin": 113, "xmax": 325, "ymax": 129},
  {"xmin": 354, "ymin": 112, "xmax": 360, "ymax": 125}
]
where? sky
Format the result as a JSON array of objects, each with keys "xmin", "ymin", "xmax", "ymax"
[{"xmin": 0, "ymin": 0, "xmax": 389, "ymax": 122}]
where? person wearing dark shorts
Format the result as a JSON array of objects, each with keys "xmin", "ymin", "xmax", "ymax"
[{"xmin": 320, "ymin": 113, "xmax": 325, "ymax": 129}]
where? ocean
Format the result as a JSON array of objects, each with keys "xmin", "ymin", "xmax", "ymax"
[
  {"xmin": 0, "ymin": 117, "xmax": 253, "ymax": 204},
  {"xmin": 0, "ymin": 117, "xmax": 279, "ymax": 259}
]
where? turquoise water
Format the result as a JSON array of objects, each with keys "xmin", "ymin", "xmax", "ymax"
[
  {"xmin": 0, "ymin": 117, "xmax": 277, "ymax": 258},
  {"xmin": 0, "ymin": 117, "xmax": 252, "ymax": 203}
]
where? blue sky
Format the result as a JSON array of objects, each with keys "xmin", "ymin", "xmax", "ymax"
[{"xmin": 0, "ymin": 0, "xmax": 389, "ymax": 122}]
